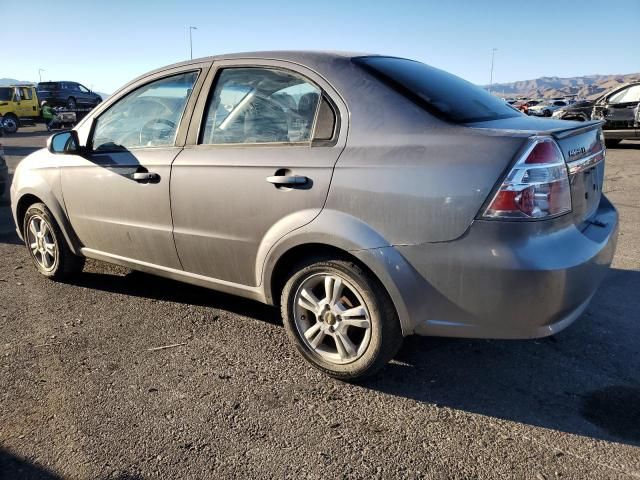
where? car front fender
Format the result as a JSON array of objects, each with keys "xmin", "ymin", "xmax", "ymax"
[{"xmin": 11, "ymin": 150, "xmax": 82, "ymax": 255}]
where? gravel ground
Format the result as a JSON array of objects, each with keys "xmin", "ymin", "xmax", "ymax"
[{"xmin": 1, "ymin": 127, "xmax": 639, "ymax": 479}]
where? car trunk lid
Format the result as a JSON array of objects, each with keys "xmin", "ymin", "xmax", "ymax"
[{"xmin": 468, "ymin": 117, "xmax": 606, "ymax": 226}]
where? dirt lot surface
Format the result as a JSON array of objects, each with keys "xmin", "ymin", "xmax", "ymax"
[{"xmin": 1, "ymin": 127, "xmax": 639, "ymax": 479}]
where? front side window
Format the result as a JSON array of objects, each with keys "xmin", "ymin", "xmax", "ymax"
[
  {"xmin": 354, "ymin": 56, "xmax": 521, "ymax": 123},
  {"xmin": 78, "ymin": 84, "xmax": 90, "ymax": 93},
  {"xmin": 92, "ymin": 71, "xmax": 198, "ymax": 151},
  {"xmin": 200, "ymin": 68, "xmax": 321, "ymax": 145}
]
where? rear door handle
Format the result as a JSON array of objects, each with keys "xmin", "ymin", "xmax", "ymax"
[
  {"xmin": 266, "ymin": 175, "xmax": 308, "ymax": 186},
  {"xmin": 132, "ymin": 172, "xmax": 160, "ymax": 183}
]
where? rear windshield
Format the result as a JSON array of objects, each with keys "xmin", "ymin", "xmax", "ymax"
[
  {"xmin": 0, "ymin": 87, "xmax": 12, "ymax": 101},
  {"xmin": 37, "ymin": 82, "xmax": 59, "ymax": 90},
  {"xmin": 353, "ymin": 56, "xmax": 520, "ymax": 123}
]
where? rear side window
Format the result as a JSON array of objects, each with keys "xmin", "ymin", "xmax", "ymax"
[
  {"xmin": 200, "ymin": 67, "xmax": 325, "ymax": 145},
  {"xmin": 353, "ymin": 56, "xmax": 520, "ymax": 123}
]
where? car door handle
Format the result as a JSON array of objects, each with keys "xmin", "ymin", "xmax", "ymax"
[
  {"xmin": 132, "ymin": 172, "xmax": 160, "ymax": 182},
  {"xmin": 266, "ymin": 175, "xmax": 308, "ymax": 185}
]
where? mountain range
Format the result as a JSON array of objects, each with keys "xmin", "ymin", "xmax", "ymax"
[{"xmin": 487, "ymin": 73, "xmax": 640, "ymax": 99}]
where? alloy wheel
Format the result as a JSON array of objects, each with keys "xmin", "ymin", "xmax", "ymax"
[
  {"xmin": 26, "ymin": 215, "xmax": 57, "ymax": 272},
  {"xmin": 293, "ymin": 273, "xmax": 372, "ymax": 365}
]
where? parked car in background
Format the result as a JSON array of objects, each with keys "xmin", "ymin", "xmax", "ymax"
[
  {"xmin": 528, "ymin": 100, "xmax": 568, "ymax": 117},
  {"xmin": 11, "ymin": 51, "xmax": 618, "ymax": 380},
  {"xmin": 36, "ymin": 81, "xmax": 102, "ymax": 109},
  {"xmin": 592, "ymin": 82, "xmax": 640, "ymax": 147},
  {"xmin": 518, "ymin": 99, "xmax": 541, "ymax": 115},
  {"xmin": 0, "ymin": 84, "xmax": 41, "ymax": 133},
  {"xmin": 552, "ymin": 100, "xmax": 595, "ymax": 121}
]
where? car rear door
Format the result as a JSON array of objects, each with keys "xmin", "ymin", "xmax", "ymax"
[
  {"xmin": 60, "ymin": 64, "xmax": 210, "ymax": 268},
  {"xmin": 170, "ymin": 60, "xmax": 347, "ymax": 287}
]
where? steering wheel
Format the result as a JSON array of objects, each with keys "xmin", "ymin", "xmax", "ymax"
[{"xmin": 139, "ymin": 118, "xmax": 176, "ymax": 146}]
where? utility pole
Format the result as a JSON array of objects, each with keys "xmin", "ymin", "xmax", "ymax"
[
  {"xmin": 189, "ymin": 26, "xmax": 198, "ymax": 60},
  {"xmin": 489, "ymin": 48, "xmax": 497, "ymax": 93},
  {"xmin": 38, "ymin": 68, "xmax": 45, "ymax": 83}
]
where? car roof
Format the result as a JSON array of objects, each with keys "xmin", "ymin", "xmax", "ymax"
[{"xmin": 133, "ymin": 50, "xmax": 371, "ymax": 80}]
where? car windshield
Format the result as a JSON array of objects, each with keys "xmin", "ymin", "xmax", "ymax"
[
  {"xmin": 353, "ymin": 56, "xmax": 520, "ymax": 123},
  {"xmin": 0, "ymin": 87, "xmax": 13, "ymax": 101}
]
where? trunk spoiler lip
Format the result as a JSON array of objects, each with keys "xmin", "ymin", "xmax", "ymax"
[
  {"xmin": 466, "ymin": 120, "xmax": 604, "ymax": 139},
  {"xmin": 548, "ymin": 120, "xmax": 604, "ymax": 139}
]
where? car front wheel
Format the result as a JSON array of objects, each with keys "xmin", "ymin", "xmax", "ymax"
[
  {"xmin": 281, "ymin": 258, "xmax": 403, "ymax": 380},
  {"xmin": 23, "ymin": 203, "xmax": 85, "ymax": 279}
]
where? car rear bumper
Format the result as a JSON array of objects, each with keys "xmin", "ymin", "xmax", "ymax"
[{"xmin": 385, "ymin": 195, "xmax": 618, "ymax": 338}]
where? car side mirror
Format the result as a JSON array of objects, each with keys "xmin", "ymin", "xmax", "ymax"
[{"xmin": 47, "ymin": 130, "xmax": 81, "ymax": 154}]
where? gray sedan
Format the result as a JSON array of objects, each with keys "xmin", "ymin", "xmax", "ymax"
[{"xmin": 10, "ymin": 52, "xmax": 618, "ymax": 380}]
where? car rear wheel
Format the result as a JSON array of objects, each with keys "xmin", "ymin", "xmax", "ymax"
[
  {"xmin": 281, "ymin": 258, "xmax": 403, "ymax": 380},
  {"xmin": 23, "ymin": 203, "xmax": 85, "ymax": 280},
  {"xmin": 3, "ymin": 115, "xmax": 19, "ymax": 134}
]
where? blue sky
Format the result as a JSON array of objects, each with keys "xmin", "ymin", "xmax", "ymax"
[{"xmin": 1, "ymin": 0, "xmax": 638, "ymax": 94}]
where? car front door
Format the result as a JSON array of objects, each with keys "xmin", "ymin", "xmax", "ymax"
[
  {"xmin": 13, "ymin": 87, "xmax": 34, "ymax": 118},
  {"xmin": 60, "ymin": 66, "xmax": 208, "ymax": 268},
  {"xmin": 171, "ymin": 61, "xmax": 347, "ymax": 287}
]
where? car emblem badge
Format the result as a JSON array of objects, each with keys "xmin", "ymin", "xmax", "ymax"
[{"xmin": 568, "ymin": 147, "xmax": 586, "ymax": 159}]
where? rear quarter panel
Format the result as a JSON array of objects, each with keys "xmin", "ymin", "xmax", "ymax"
[
  {"xmin": 309, "ymin": 58, "xmax": 526, "ymax": 245},
  {"xmin": 325, "ymin": 129, "xmax": 525, "ymax": 245}
]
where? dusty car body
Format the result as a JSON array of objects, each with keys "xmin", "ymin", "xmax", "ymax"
[
  {"xmin": 592, "ymin": 82, "xmax": 640, "ymax": 146},
  {"xmin": 10, "ymin": 51, "xmax": 618, "ymax": 379}
]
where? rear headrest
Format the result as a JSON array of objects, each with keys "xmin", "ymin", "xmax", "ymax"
[{"xmin": 297, "ymin": 92, "xmax": 319, "ymax": 119}]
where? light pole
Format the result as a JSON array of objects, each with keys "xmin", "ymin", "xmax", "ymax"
[
  {"xmin": 38, "ymin": 68, "xmax": 45, "ymax": 83},
  {"xmin": 489, "ymin": 48, "xmax": 497, "ymax": 93},
  {"xmin": 189, "ymin": 26, "xmax": 198, "ymax": 60}
]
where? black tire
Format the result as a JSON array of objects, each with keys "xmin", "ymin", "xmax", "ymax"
[
  {"xmin": 23, "ymin": 203, "xmax": 85, "ymax": 280},
  {"xmin": 3, "ymin": 114, "xmax": 19, "ymax": 134},
  {"xmin": 544, "ymin": 109, "xmax": 552, "ymax": 117},
  {"xmin": 605, "ymin": 139, "xmax": 622, "ymax": 148},
  {"xmin": 281, "ymin": 258, "xmax": 403, "ymax": 381},
  {"xmin": 66, "ymin": 97, "xmax": 77, "ymax": 109}
]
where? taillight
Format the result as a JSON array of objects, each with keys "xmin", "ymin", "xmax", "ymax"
[{"xmin": 483, "ymin": 137, "xmax": 571, "ymax": 219}]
